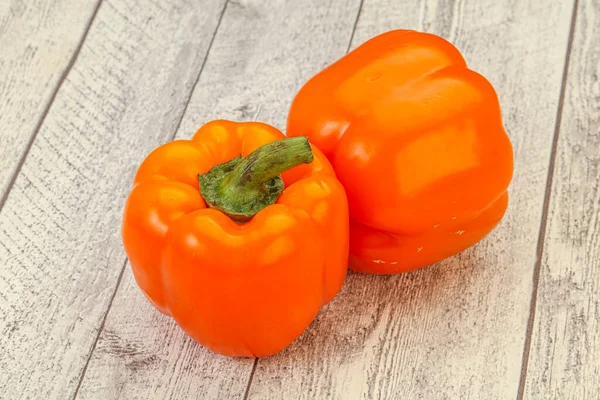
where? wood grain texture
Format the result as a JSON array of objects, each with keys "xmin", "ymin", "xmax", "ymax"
[
  {"xmin": 524, "ymin": 0, "xmax": 600, "ymax": 398},
  {"xmin": 0, "ymin": 0, "xmax": 100, "ymax": 199},
  {"xmin": 246, "ymin": 0, "xmax": 577, "ymax": 399},
  {"xmin": 0, "ymin": 0, "xmax": 226, "ymax": 398},
  {"xmin": 75, "ymin": 0, "xmax": 362, "ymax": 398}
]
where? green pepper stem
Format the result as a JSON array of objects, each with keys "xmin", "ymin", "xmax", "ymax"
[
  {"xmin": 221, "ymin": 137, "xmax": 313, "ymax": 191},
  {"xmin": 198, "ymin": 137, "xmax": 314, "ymax": 222}
]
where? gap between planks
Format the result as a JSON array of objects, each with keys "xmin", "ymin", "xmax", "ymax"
[
  {"xmin": 516, "ymin": 0, "xmax": 580, "ymax": 398},
  {"xmin": 72, "ymin": 260, "xmax": 126, "ymax": 400}
]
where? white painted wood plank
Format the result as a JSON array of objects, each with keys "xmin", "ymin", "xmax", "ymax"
[
  {"xmin": 0, "ymin": 0, "xmax": 228, "ymax": 398},
  {"xmin": 246, "ymin": 1, "xmax": 576, "ymax": 399},
  {"xmin": 0, "ymin": 0, "xmax": 100, "ymax": 198},
  {"xmin": 75, "ymin": 0, "xmax": 362, "ymax": 398},
  {"xmin": 524, "ymin": 0, "xmax": 600, "ymax": 398},
  {"xmin": 177, "ymin": 0, "xmax": 361, "ymax": 131}
]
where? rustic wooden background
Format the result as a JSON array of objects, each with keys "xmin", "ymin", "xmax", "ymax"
[{"xmin": 1, "ymin": 0, "xmax": 598, "ymax": 398}]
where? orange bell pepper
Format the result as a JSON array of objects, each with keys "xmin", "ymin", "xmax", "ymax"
[
  {"xmin": 122, "ymin": 120, "xmax": 348, "ymax": 357},
  {"xmin": 287, "ymin": 30, "xmax": 514, "ymax": 274}
]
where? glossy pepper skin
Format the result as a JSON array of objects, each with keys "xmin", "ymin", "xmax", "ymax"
[
  {"xmin": 287, "ymin": 30, "xmax": 514, "ymax": 274},
  {"xmin": 122, "ymin": 120, "xmax": 349, "ymax": 357}
]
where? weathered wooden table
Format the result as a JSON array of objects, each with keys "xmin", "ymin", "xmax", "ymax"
[{"xmin": 1, "ymin": 0, "xmax": 598, "ymax": 398}]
